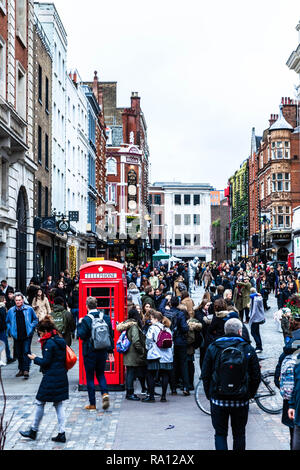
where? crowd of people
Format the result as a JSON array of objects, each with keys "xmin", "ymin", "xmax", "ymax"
[{"xmin": 2, "ymin": 258, "xmax": 300, "ymax": 449}]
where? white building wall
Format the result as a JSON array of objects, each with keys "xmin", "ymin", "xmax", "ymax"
[{"xmin": 293, "ymin": 206, "xmax": 300, "ymax": 268}]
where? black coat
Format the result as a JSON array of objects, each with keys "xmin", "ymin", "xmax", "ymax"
[
  {"xmin": 201, "ymin": 335, "xmax": 261, "ymax": 401},
  {"xmin": 34, "ymin": 334, "xmax": 69, "ymax": 403},
  {"xmin": 77, "ymin": 311, "xmax": 114, "ymax": 356}
]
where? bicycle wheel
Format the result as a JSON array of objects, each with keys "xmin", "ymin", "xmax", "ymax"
[
  {"xmin": 255, "ymin": 371, "xmax": 283, "ymax": 415},
  {"xmin": 195, "ymin": 379, "xmax": 211, "ymax": 415}
]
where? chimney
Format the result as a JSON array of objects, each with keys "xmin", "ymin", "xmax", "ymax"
[
  {"xmin": 269, "ymin": 114, "xmax": 277, "ymax": 127},
  {"xmin": 131, "ymin": 92, "xmax": 140, "ymax": 113}
]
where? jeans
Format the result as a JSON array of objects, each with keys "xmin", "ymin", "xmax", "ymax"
[
  {"xmin": 171, "ymin": 345, "xmax": 189, "ymax": 391},
  {"xmin": 240, "ymin": 307, "xmax": 249, "ymax": 323},
  {"xmin": 14, "ymin": 336, "xmax": 33, "ymax": 372},
  {"xmin": 125, "ymin": 366, "xmax": 137, "ymax": 393},
  {"xmin": 0, "ymin": 331, "xmax": 12, "ymax": 361},
  {"xmin": 32, "ymin": 400, "xmax": 65, "ymax": 434},
  {"xmin": 71, "ymin": 308, "xmax": 79, "ymax": 326},
  {"xmin": 293, "ymin": 425, "xmax": 300, "ymax": 450},
  {"xmin": 210, "ymin": 402, "xmax": 249, "ymax": 450},
  {"xmin": 251, "ymin": 322, "xmax": 262, "ymax": 350},
  {"xmin": 83, "ymin": 350, "xmax": 108, "ymax": 405}
]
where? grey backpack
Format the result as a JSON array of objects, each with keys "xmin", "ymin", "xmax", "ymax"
[{"xmin": 87, "ymin": 312, "xmax": 111, "ymax": 350}]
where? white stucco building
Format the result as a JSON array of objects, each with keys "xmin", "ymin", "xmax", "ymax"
[
  {"xmin": 0, "ymin": 0, "xmax": 37, "ymax": 292},
  {"xmin": 150, "ymin": 182, "xmax": 214, "ymax": 261},
  {"xmin": 286, "ymin": 20, "xmax": 300, "ymax": 101}
]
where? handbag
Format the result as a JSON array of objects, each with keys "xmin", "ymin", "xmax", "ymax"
[{"xmin": 65, "ymin": 345, "xmax": 77, "ymax": 370}]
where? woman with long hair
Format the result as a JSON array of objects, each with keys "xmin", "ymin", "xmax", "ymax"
[
  {"xmin": 19, "ymin": 316, "xmax": 69, "ymax": 443},
  {"xmin": 32, "ymin": 288, "xmax": 52, "ymax": 321}
]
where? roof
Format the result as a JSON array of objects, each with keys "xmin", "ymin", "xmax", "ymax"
[
  {"xmin": 151, "ymin": 182, "xmax": 214, "ymax": 190},
  {"xmin": 269, "ymin": 106, "xmax": 294, "ymax": 131}
]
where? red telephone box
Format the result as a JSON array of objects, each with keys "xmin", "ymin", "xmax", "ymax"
[{"xmin": 78, "ymin": 261, "xmax": 127, "ymax": 391}]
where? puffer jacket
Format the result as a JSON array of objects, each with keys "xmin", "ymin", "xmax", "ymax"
[
  {"xmin": 34, "ymin": 333, "xmax": 69, "ymax": 403},
  {"xmin": 146, "ymin": 317, "xmax": 173, "ymax": 363},
  {"xmin": 159, "ymin": 299, "xmax": 189, "ymax": 346},
  {"xmin": 187, "ymin": 318, "xmax": 203, "ymax": 355},
  {"xmin": 128, "ymin": 289, "xmax": 142, "ymax": 307},
  {"xmin": 116, "ymin": 319, "xmax": 146, "ymax": 367}
]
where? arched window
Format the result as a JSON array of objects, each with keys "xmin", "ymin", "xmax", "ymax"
[
  {"xmin": 106, "ymin": 158, "xmax": 117, "ymax": 175},
  {"xmin": 16, "ymin": 187, "xmax": 28, "ymax": 294}
]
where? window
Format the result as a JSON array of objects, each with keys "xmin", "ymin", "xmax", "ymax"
[
  {"xmin": 45, "ymin": 76, "xmax": 49, "ymax": 112},
  {"xmin": 184, "ymin": 234, "xmax": 191, "ymax": 246},
  {"xmin": 184, "ymin": 214, "xmax": 191, "ymax": 225},
  {"xmin": 16, "ymin": 0, "xmax": 27, "ymax": 46},
  {"xmin": 45, "ymin": 133, "xmax": 49, "ymax": 170},
  {"xmin": 194, "ymin": 214, "xmax": 200, "ymax": 225},
  {"xmin": 175, "ymin": 214, "xmax": 181, "ymax": 225},
  {"xmin": 38, "ymin": 126, "xmax": 42, "ymax": 164},
  {"xmin": 175, "ymin": 234, "xmax": 181, "ymax": 246},
  {"xmin": 174, "ymin": 194, "xmax": 181, "ymax": 205},
  {"xmin": 106, "ymin": 158, "xmax": 117, "ymax": 175},
  {"xmin": 37, "ymin": 181, "xmax": 42, "ymax": 218},
  {"xmin": 272, "ymin": 173, "xmax": 290, "ymax": 192},
  {"xmin": 45, "ymin": 187, "xmax": 49, "ymax": 217},
  {"xmin": 272, "ymin": 206, "xmax": 291, "ymax": 229},
  {"xmin": 267, "ymin": 177, "xmax": 271, "ymax": 196},
  {"xmin": 194, "ymin": 234, "xmax": 200, "ymax": 245},
  {"xmin": 260, "ymin": 153, "xmax": 263, "ymax": 169},
  {"xmin": 184, "ymin": 194, "xmax": 191, "ymax": 205},
  {"xmin": 38, "ymin": 65, "xmax": 42, "ymax": 103},
  {"xmin": 271, "ymin": 141, "xmax": 290, "ymax": 159},
  {"xmin": 260, "ymin": 181, "xmax": 264, "ymax": 200},
  {"xmin": 154, "ymin": 194, "xmax": 161, "ymax": 205},
  {"xmin": 0, "ymin": 36, "xmax": 6, "ymax": 98},
  {"xmin": 16, "ymin": 62, "xmax": 26, "ymax": 119},
  {"xmin": 194, "ymin": 194, "xmax": 200, "ymax": 205},
  {"xmin": 155, "ymin": 214, "xmax": 162, "ymax": 226}
]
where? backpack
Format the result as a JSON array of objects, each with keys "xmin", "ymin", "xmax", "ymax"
[
  {"xmin": 156, "ymin": 326, "xmax": 173, "ymax": 349},
  {"xmin": 87, "ymin": 312, "xmax": 111, "ymax": 351},
  {"xmin": 212, "ymin": 342, "xmax": 248, "ymax": 396},
  {"xmin": 52, "ymin": 307, "xmax": 66, "ymax": 334},
  {"xmin": 116, "ymin": 330, "xmax": 131, "ymax": 354},
  {"xmin": 279, "ymin": 352, "xmax": 298, "ymax": 400},
  {"xmin": 178, "ymin": 282, "xmax": 187, "ymax": 292}
]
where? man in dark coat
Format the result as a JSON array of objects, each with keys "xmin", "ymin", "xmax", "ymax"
[
  {"xmin": 202, "ymin": 318, "xmax": 261, "ymax": 450},
  {"xmin": 77, "ymin": 296, "xmax": 114, "ymax": 411}
]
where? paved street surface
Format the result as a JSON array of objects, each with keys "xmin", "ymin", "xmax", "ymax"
[{"xmin": 1, "ymin": 288, "xmax": 290, "ymax": 450}]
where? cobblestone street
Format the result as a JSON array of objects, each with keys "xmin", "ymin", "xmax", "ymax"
[{"xmin": 0, "ymin": 288, "xmax": 290, "ymax": 450}]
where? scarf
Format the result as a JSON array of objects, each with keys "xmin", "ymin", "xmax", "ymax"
[{"xmin": 39, "ymin": 329, "xmax": 58, "ymax": 349}]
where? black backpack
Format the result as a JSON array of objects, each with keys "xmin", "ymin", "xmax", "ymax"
[{"xmin": 212, "ymin": 342, "xmax": 248, "ymax": 396}]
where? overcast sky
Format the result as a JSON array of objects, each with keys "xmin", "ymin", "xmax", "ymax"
[{"xmin": 53, "ymin": 0, "xmax": 299, "ymax": 189}]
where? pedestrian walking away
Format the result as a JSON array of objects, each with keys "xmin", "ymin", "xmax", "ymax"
[
  {"xmin": 19, "ymin": 316, "xmax": 69, "ymax": 443},
  {"xmin": 77, "ymin": 296, "xmax": 114, "ymax": 411},
  {"xmin": 201, "ymin": 318, "xmax": 261, "ymax": 450}
]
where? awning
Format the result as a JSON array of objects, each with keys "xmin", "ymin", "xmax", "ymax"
[{"xmin": 153, "ymin": 248, "xmax": 170, "ymax": 260}]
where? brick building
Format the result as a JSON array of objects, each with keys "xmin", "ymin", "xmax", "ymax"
[
  {"xmin": 0, "ymin": 0, "xmax": 36, "ymax": 293},
  {"xmin": 33, "ymin": 13, "xmax": 53, "ymax": 281},
  {"xmin": 248, "ymin": 98, "xmax": 300, "ymax": 262},
  {"xmin": 95, "ymin": 81, "xmax": 150, "ymax": 263}
]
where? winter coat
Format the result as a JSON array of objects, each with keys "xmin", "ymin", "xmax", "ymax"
[
  {"xmin": 206, "ymin": 310, "xmax": 229, "ymax": 346},
  {"xmin": 181, "ymin": 297, "xmax": 195, "ymax": 318},
  {"xmin": 274, "ymin": 330, "xmax": 300, "ymax": 427},
  {"xmin": 34, "ymin": 334, "xmax": 69, "ymax": 403},
  {"xmin": 159, "ymin": 299, "xmax": 189, "ymax": 346},
  {"xmin": 149, "ymin": 276, "xmax": 159, "ymax": 290},
  {"xmin": 233, "ymin": 282, "xmax": 251, "ymax": 311},
  {"xmin": 51, "ymin": 305, "xmax": 76, "ymax": 347},
  {"xmin": 128, "ymin": 288, "xmax": 142, "ymax": 307},
  {"xmin": 187, "ymin": 318, "xmax": 203, "ymax": 355},
  {"xmin": 174, "ymin": 276, "xmax": 185, "ymax": 297},
  {"xmin": 6, "ymin": 304, "xmax": 38, "ymax": 340},
  {"xmin": 68, "ymin": 289, "xmax": 79, "ymax": 309},
  {"xmin": 202, "ymin": 335, "xmax": 261, "ymax": 401},
  {"xmin": 249, "ymin": 294, "xmax": 265, "ymax": 326},
  {"xmin": 116, "ymin": 319, "xmax": 146, "ymax": 367},
  {"xmin": 141, "ymin": 294, "xmax": 155, "ymax": 309},
  {"xmin": 77, "ymin": 309, "xmax": 114, "ymax": 356},
  {"xmin": 289, "ymin": 356, "xmax": 300, "ymax": 427},
  {"xmin": 0, "ymin": 303, "xmax": 7, "ymax": 333},
  {"xmin": 32, "ymin": 296, "xmax": 52, "ymax": 320},
  {"xmin": 146, "ymin": 318, "xmax": 173, "ymax": 363}
]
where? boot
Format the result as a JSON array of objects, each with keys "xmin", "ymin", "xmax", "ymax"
[
  {"xmin": 142, "ymin": 395, "xmax": 155, "ymax": 403},
  {"xmin": 126, "ymin": 390, "xmax": 141, "ymax": 401},
  {"xmin": 52, "ymin": 432, "xmax": 66, "ymax": 443},
  {"xmin": 19, "ymin": 428, "xmax": 37, "ymax": 440}
]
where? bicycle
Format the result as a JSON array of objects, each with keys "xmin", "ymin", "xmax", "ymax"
[{"xmin": 195, "ymin": 358, "xmax": 283, "ymax": 416}]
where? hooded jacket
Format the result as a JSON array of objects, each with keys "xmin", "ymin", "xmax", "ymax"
[
  {"xmin": 187, "ymin": 318, "xmax": 203, "ymax": 355},
  {"xmin": 202, "ymin": 335, "xmax": 261, "ymax": 401},
  {"xmin": 128, "ymin": 288, "xmax": 142, "ymax": 307},
  {"xmin": 146, "ymin": 317, "xmax": 173, "ymax": 363},
  {"xmin": 249, "ymin": 293, "xmax": 265, "ymax": 326},
  {"xmin": 34, "ymin": 334, "xmax": 69, "ymax": 403},
  {"xmin": 116, "ymin": 319, "xmax": 146, "ymax": 367},
  {"xmin": 159, "ymin": 298, "xmax": 189, "ymax": 346},
  {"xmin": 6, "ymin": 304, "xmax": 38, "ymax": 340}
]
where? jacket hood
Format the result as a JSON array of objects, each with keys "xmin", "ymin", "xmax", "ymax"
[
  {"xmin": 187, "ymin": 318, "xmax": 202, "ymax": 331},
  {"xmin": 162, "ymin": 316, "xmax": 172, "ymax": 329},
  {"xmin": 215, "ymin": 310, "xmax": 230, "ymax": 319},
  {"xmin": 128, "ymin": 289, "xmax": 140, "ymax": 295},
  {"xmin": 214, "ymin": 336, "xmax": 246, "ymax": 348},
  {"xmin": 116, "ymin": 319, "xmax": 137, "ymax": 332},
  {"xmin": 49, "ymin": 334, "xmax": 66, "ymax": 351},
  {"xmin": 0, "ymin": 302, "xmax": 6, "ymax": 308},
  {"xmin": 53, "ymin": 305, "xmax": 66, "ymax": 313}
]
